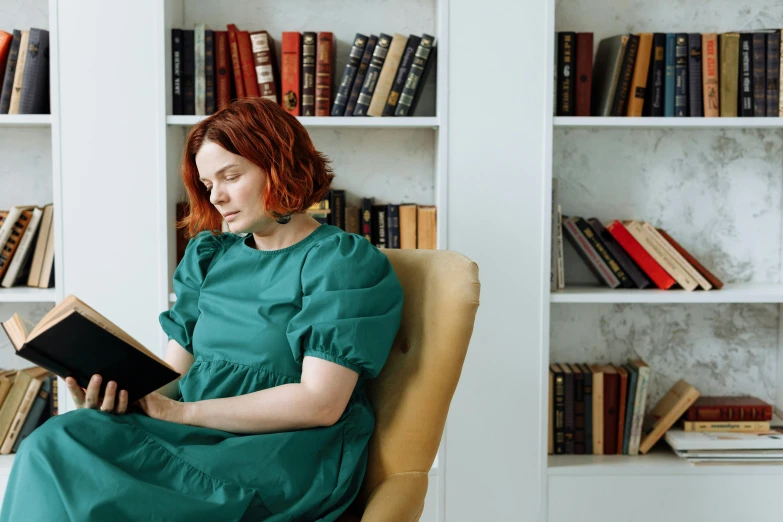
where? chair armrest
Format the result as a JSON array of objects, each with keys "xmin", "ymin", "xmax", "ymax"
[{"xmin": 361, "ymin": 472, "xmax": 428, "ymax": 522}]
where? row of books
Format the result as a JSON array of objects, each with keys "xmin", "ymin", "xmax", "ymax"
[
  {"xmin": 0, "ymin": 366, "xmax": 56, "ymax": 455},
  {"xmin": 171, "ymin": 24, "xmax": 435, "ymax": 118},
  {"xmin": 0, "ymin": 204, "xmax": 56, "ymax": 290},
  {"xmin": 0, "ymin": 28, "xmax": 50, "ymax": 114},
  {"xmin": 556, "ymin": 29, "xmax": 783, "ymax": 118}
]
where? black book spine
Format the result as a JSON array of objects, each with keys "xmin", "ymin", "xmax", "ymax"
[
  {"xmin": 172, "ymin": 29, "xmax": 183, "ymax": 115},
  {"xmin": 556, "ymin": 32, "xmax": 576, "ymax": 116},
  {"xmin": 581, "ymin": 364, "xmax": 593, "ymax": 455},
  {"xmin": 354, "ymin": 34, "xmax": 392, "ymax": 116},
  {"xmin": 182, "ymin": 30, "xmax": 195, "ymax": 115},
  {"xmin": 587, "ymin": 218, "xmax": 652, "ymax": 289},
  {"xmin": 301, "ymin": 32, "xmax": 317, "ymax": 116},
  {"xmin": 0, "ymin": 30, "xmax": 22, "ymax": 114},
  {"xmin": 687, "ymin": 33, "xmax": 702, "ymax": 117},
  {"xmin": 383, "ymin": 35, "xmax": 421, "ymax": 116},
  {"xmin": 394, "ymin": 34, "xmax": 434, "ymax": 116},
  {"xmin": 385, "ymin": 204, "xmax": 400, "ymax": 248},
  {"xmin": 552, "ymin": 366, "xmax": 566, "ymax": 455},
  {"xmin": 674, "ymin": 33, "xmax": 688, "ymax": 116},
  {"xmin": 752, "ymin": 32, "xmax": 767, "ymax": 117},
  {"xmin": 18, "ymin": 28, "xmax": 50, "ymax": 115},
  {"xmin": 332, "ymin": 33, "xmax": 367, "ymax": 116},
  {"xmin": 345, "ymin": 36, "xmax": 377, "ymax": 116},
  {"xmin": 573, "ymin": 370, "xmax": 585, "ymax": 455},
  {"xmin": 766, "ymin": 31, "xmax": 780, "ymax": 117},
  {"xmin": 564, "ymin": 366, "xmax": 574, "ymax": 454},
  {"xmin": 644, "ymin": 33, "xmax": 666, "ymax": 117},
  {"xmin": 205, "ymin": 29, "xmax": 216, "ymax": 115},
  {"xmin": 574, "ymin": 217, "xmax": 633, "ymax": 288},
  {"xmin": 329, "ymin": 189, "xmax": 346, "ymax": 230},
  {"xmin": 739, "ymin": 33, "xmax": 754, "ymax": 116},
  {"xmin": 610, "ymin": 34, "xmax": 639, "ymax": 116},
  {"xmin": 371, "ymin": 205, "xmax": 387, "ymax": 248}
]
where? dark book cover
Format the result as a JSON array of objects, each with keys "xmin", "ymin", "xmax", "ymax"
[
  {"xmin": 385, "ymin": 204, "xmax": 400, "ymax": 248},
  {"xmin": 643, "ymin": 33, "xmax": 666, "ymax": 116},
  {"xmin": 18, "ymin": 28, "xmax": 50, "ymax": 114},
  {"xmin": 371, "ymin": 205, "xmax": 387, "ymax": 248},
  {"xmin": 383, "ymin": 34, "xmax": 421, "ymax": 116},
  {"xmin": 171, "ymin": 29, "xmax": 183, "ymax": 115},
  {"xmin": 687, "ymin": 33, "xmax": 702, "ymax": 117},
  {"xmin": 345, "ymin": 35, "xmax": 377, "ymax": 116},
  {"xmin": 739, "ymin": 33, "xmax": 754, "ymax": 116},
  {"xmin": 602, "ymin": 366, "xmax": 619, "ymax": 455},
  {"xmin": 360, "ymin": 197, "xmax": 373, "ymax": 242},
  {"xmin": 204, "ymin": 29, "xmax": 216, "ymax": 114},
  {"xmin": 610, "ymin": 34, "xmax": 639, "ymax": 116},
  {"xmin": 0, "ymin": 29, "xmax": 21, "ymax": 114},
  {"xmin": 752, "ymin": 32, "xmax": 766, "ymax": 117},
  {"xmin": 766, "ymin": 30, "xmax": 779, "ymax": 117},
  {"xmin": 575, "ymin": 32, "xmax": 593, "ymax": 116},
  {"xmin": 394, "ymin": 34, "xmax": 434, "ymax": 117},
  {"xmin": 574, "ymin": 217, "xmax": 633, "ymax": 288},
  {"xmin": 329, "ymin": 189, "xmax": 346, "ymax": 230},
  {"xmin": 664, "ymin": 33, "xmax": 676, "ymax": 116},
  {"xmin": 551, "ymin": 364, "xmax": 566, "ymax": 455},
  {"xmin": 579, "ymin": 363, "xmax": 593, "ymax": 455},
  {"xmin": 572, "ymin": 364, "xmax": 586, "ymax": 455},
  {"xmin": 674, "ymin": 33, "xmax": 688, "ymax": 116},
  {"xmin": 556, "ymin": 32, "xmax": 576, "ymax": 116},
  {"xmin": 354, "ymin": 33, "xmax": 392, "ymax": 116},
  {"xmin": 587, "ymin": 218, "xmax": 651, "ymax": 289},
  {"xmin": 8, "ymin": 313, "xmax": 180, "ymax": 405},
  {"xmin": 11, "ymin": 374, "xmax": 51, "ymax": 452},
  {"xmin": 182, "ymin": 30, "xmax": 195, "ymax": 115},
  {"xmin": 621, "ymin": 363, "xmax": 638, "ymax": 455},
  {"xmin": 332, "ymin": 33, "xmax": 368, "ymax": 116},
  {"xmin": 301, "ymin": 32, "xmax": 316, "ymax": 116},
  {"xmin": 563, "ymin": 363, "xmax": 575, "ymax": 454}
]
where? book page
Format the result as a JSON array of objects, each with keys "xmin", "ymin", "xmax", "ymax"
[{"xmin": 1, "ymin": 314, "xmax": 31, "ymax": 351}]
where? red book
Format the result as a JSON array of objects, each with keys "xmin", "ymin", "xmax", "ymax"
[
  {"xmin": 602, "ymin": 365, "xmax": 619, "ymax": 455},
  {"xmin": 575, "ymin": 32, "xmax": 593, "ymax": 116},
  {"xmin": 606, "ymin": 220, "xmax": 676, "ymax": 290},
  {"xmin": 0, "ymin": 31, "xmax": 11, "ymax": 88},
  {"xmin": 657, "ymin": 228, "xmax": 724, "ymax": 289},
  {"xmin": 315, "ymin": 32, "xmax": 334, "ymax": 116},
  {"xmin": 226, "ymin": 24, "xmax": 245, "ymax": 99},
  {"xmin": 281, "ymin": 32, "xmax": 301, "ymax": 116},
  {"xmin": 214, "ymin": 31, "xmax": 231, "ymax": 110},
  {"xmin": 685, "ymin": 396, "xmax": 773, "ymax": 422},
  {"xmin": 237, "ymin": 30, "xmax": 260, "ymax": 97}
]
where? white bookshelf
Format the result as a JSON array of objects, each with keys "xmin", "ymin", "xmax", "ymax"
[
  {"xmin": 156, "ymin": 2, "xmax": 447, "ymax": 521},
  {"xmin": 545, "ymin": 1, "xmax": 783, "ymax": 521},
  {"xmin": 0, "ymin": 115, "xmax": 52, "ymax": 127},
  {"xmin": 0, "ymin": 288, "xmax": 56, "ymax": 303}
]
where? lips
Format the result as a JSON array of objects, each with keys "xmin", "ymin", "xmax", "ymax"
[{"xmin": 223, "ymin": 211, "xmax": 239, "ymax": 221}]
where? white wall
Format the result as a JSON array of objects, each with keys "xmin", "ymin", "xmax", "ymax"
[{"xmin": 446, "ymin": 0, "xmax": 550, "ymax": 520}]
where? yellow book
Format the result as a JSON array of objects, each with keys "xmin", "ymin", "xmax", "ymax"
[{"xmin": 639, "ymin": 379, "xmax": 700, "ymax": 454}]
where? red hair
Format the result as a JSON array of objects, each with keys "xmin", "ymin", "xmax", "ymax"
[{"xmin": 179, "ymin": 98, "xmax": 334, "ymax": 237}]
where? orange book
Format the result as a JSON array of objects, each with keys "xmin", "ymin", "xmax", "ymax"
[
  {"xmin": 226, "ymin": 24, "xmax": 245, "ymax": 99},
  {"xmin": 656, "ymin": 228, "xmax": 724, "ymax": 289},
  {"xmin": 281, "ymin": 32, "xmax": 301, "ymax": 116},
  {"xmin": 315, "ymin": 32, "xmax": 334, "ymax": 116},
  {"xmin": 0, "ymin": 209, "xmax": 34, "ymax": 281},
  {"xmin": 214, "ymin": 31, "xmax": 231, "ymax": 109},
  {"xmin": 237, "ymin": 30, "xmax": 260, "ymax": 98},
  {"xmin": 626, "ymin": 33, "xmax": 653, "ymax": 116},
  {"xmin": 701, "ymin": 33, "xmax": 720, "ymax": 117},
  {"xmin": 0, "ymin": 31, "xmax": 12, "ymax": 88}
]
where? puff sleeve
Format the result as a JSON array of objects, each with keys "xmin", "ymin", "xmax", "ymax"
[
  {"xmin": 287, "ymin": 234, "xmax": 404, "ymax": 379},
  {"xmin": 158, "ymin": 231, "xmax": 223, "ymax": 354}
]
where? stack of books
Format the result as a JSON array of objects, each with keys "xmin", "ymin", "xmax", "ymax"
[
  {"xmin": 0, "ymin": 366, "xmax": 55, "ymax": 455},
  {"xmin": 0, "ymin": 28, "xmax": 50, "ymax": 115},
  {"xmin": 0, "ymin": 204, "xmax": 55, "ymax": 290}
]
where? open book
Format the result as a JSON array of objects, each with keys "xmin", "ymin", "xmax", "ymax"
[{"xmin": 1, "ymin": 295, "xmax": 180, "ymax": 404}]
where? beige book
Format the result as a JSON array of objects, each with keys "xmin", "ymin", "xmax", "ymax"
[
  {"xmin": 399, "ymin": 204, "xmax": 417, "ymax": 249},
  {"xmin": 719, "ymin": 33, "xmax": 739, "ymax": 117},
  {"xmin": 367, "ymin": 33, "xmax": 409, "ymax": 117},
  {"xmin": 682, "ymin": 420, "xmax": 770, "ymax": 433},
  {"xmin": 590, "ymin": 363, "xmax": 604, "ymax": 455},
  {"xmin": 639, "ymin": 379, "xmax": 700, "ymax": 454},
  {"xmin": 626, "ymin": 33, "xmax": 653, "ymax": 116},
  {"xmin": 0, "ymin": 370, "xmax": 48, "ymax": 454},
  {"xmin": 640, "ymin": 222, "xmax": 711, "ymax": 290},
  {"xmin": 37, "ymin": 214, "xmax": 56, "ymax": 288},
  {"xmin": 702, "ymin": 33, "xmax": 720, "ymax": 117},
  {"xmin": 0, "ymin": 367, "xmax": 42, "ymax": 444},
  {"xmin": 2, "ymin": 206, "xmax": 43, "ymax": 288},
  {"xmin": 0, "ymin": 374, "xmax": 12, "ymax": 411},
  {"xmin": 417, "ymin": 206, "xmax": 437, "ymax": 249},
  {"xmin": 27, "ymin": 204, "xmax": 53, "ymax": 287},
  {"xmin": 627, "ymin": 359, "xmax": 650, "ymax": 455},
  {"xmin": 0, "ymin": 205, "xmax": 36, "ymax": 251},
  {"xmin": 624, "ymin": 220, "xmax": 698, "ymax": 291},
  {"xmin": 7, "ymin": 30, "xmax": 30, "ymax": 114}
]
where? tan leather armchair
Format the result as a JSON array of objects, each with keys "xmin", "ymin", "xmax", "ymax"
[{"xmin": 338, "ymin": 249, "xmax": 481, "ymax": 522}]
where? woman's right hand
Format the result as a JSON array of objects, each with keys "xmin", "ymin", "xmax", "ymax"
[{"xmin": 66, "ymin": 374, "xmax": 129, "ymax": 414}]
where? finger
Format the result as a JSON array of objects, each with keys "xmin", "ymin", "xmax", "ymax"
[
  {"xmin": 116, "ymin": 390, "xmax": 129, "ymax": 414},
  {"xmin": 85, "ymin": 374, "xmax": 102, "ymax": 409},
  {"xmin": 66, "ymin": 377, "xmax": 86, "ymax": 408},
  {"xmin": 100, "ymin": 381, "xmax": 117, "ymax": 413}
]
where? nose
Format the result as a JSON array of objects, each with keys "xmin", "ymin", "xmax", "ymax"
[{"xmin": 209, "ymin": 184, "xmax": 226, "ymax": 206}]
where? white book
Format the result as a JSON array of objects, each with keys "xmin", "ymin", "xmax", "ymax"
[
  {"xmin": 194, "ymin": 23, "xmax": 206, "ymax": 116},
  {"xmin": 1, "ymin": 207, "xmax": 43, "ymax": 288},
  {"xmin": 0, "ymin": 206, "xmax": 35, "ymax": 250},
  {"xmin": 665, "ymin": 427, "xmax": 783, "ymax": 451}
]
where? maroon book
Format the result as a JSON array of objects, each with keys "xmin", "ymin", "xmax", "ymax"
[
  {"xmin": 685, "ymin": 396, "xmax": 773, "ymax": 422},
  {"xmin": 575, "ymin": 32, "xmax": 593, "ymax": 116}
]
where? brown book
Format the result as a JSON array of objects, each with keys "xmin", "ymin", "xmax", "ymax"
[
  {"xmin": 315, "ymin": 32, "xmax": 334, "ymax": 116},
  {"xmin": 656, "ymin": 228, "xmax": 723, "ymax": 289},
  {"xmin": 602, "ymin": 364, "xmax": 619, "ymax": 454},
  {"xmin": 344, "ymin": 206, "xmax": 360, "ymax": 235},
  {"xmin": 626, "ymin": 33, "xmax": 653, "ymax": 116},
  {"xmin": 36, "ymin": 212, "xmax": 55, "ymax": 289},
  {"xmin": 615, "ymin": 365, "xmax": 628, "ymax": 454},
  {"xmin": 719, "ymin": 33, "xmax": 739, "ymax": 117},
  {"xmin": 639, "ymin": 379, "xmax": 700, "ymax": 454},
  {"xmin": 249, "ymin": 31, "xmax": 278, "ymax": 103},
  {"xmin": 226, "ymin": 24, "xmax": 245, "ymax": 100},
  {"xmin": 589, "ymin": 364, "xmax": 604, "ymax": 455},
  {"xmin": 575, "ymin": 32, "xmax": 593, "ymax": 116},
  {"xmin": 399, "ymin": 204, "xmax": 417, "ymax": 249},
  {"xmin": 701, "ymin": 33, "xmax": 719, "ymax": 117},
  {"xmin": 0, "ymin": 209, "xmax": 34, "ymax": 281},
  {"xmin": 416, "ymin": 206, "xmax": 436, "ymax": 249},
  {"xmin": 685, "ymin": 396, "xmax": 772, "ymax": 422},
  {"xmin": 281, "ymin": 32, "xmax": 301, "ymax": 116},
  {"xmin": 237, "ymin": 31, "xmax": 260, "ymax": 98},
  {"xmin": 214, "ymin": 31, "xmax": 232, "ymax": 110}
]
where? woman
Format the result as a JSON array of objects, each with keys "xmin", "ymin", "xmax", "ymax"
[{"xmin": 0, "ymin": 98, "xmax": 404, "ymax": 521}]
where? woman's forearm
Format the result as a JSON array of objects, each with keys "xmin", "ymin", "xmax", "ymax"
[{"xmin": 183, "ymin": 382, "xmax": 341, "ymax": 434}]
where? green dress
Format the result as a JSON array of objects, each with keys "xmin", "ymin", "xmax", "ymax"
[{"xmin": 0, "ymin": 224, "xmax": 404, "ymax": 521}]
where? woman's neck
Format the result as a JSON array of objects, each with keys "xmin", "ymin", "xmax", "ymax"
[{"xmin": 249, "ymin": 213, "xmax": 322, "ymax": 251}]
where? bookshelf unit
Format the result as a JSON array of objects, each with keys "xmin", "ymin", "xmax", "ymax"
[
  {"xmin": 545, "ymin": 1, "xmax": 783, "ymax": 521},
  {"xmin": 0, "ymin": 0, "xmax": 66, "ymax": 507},
  {"xmin": 155, "ymin": 2, "xmax": 448, "ymax": 521}
]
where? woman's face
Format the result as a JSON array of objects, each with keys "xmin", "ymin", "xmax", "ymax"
[{"xmin": 195, "ymin": 140, "xmax": 268, "ymax": 234}]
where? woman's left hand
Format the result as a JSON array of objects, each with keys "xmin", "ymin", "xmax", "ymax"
[{"xmin": 137, "ymin": 392, "xmax": 190, "ymax": 425}]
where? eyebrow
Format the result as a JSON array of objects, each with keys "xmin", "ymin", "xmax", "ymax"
[{"xmin": 200, "ymin": 163, "xmax": 239, "ymax": 183}]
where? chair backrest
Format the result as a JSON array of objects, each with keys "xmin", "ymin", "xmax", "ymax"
[{"xmin": 355, "ymin": 249, "xmax": 480, "ymax": 511}]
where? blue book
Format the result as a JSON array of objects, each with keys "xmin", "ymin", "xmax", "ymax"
[
  {"xmin": 674, "ymin": 33, "xmax": 689, "ymax": 116},
  {"xmin": 664, "ymin": 33, "xmax": 676, "ymax": 116},
  {"xmin": 622, "ymin": 363, "xmax": 638, "ymax": 455}
]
